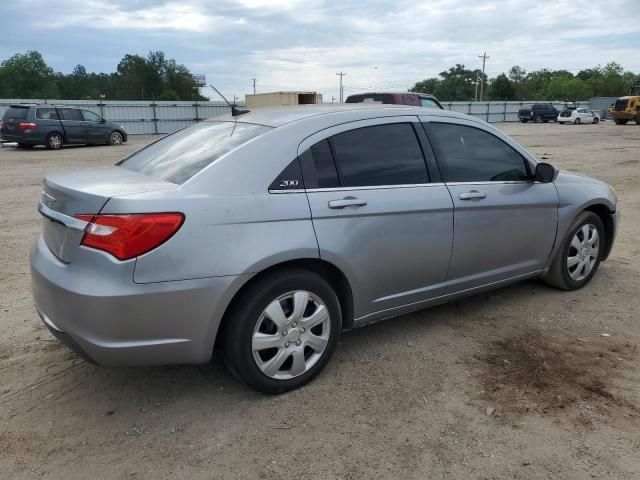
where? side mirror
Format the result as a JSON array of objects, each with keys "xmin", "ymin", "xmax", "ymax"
[
  {"xmin": 100, "ymin": 118, "xmax": 107, "ymax": 124},
  {"xmin": 534, "ymin": 162, "xmax": 556, "ymax": 183}
]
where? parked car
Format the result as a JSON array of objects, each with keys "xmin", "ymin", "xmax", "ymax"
[
  {"xmin": 0, "ymin": 104, "xmax": 127, "ymax": 149},
  {"xmin": 518, "ymin": 103, "xmax": 559, "ymax": 123},
  {"xmin": 31, "ymin": 104, "xmax": 618, "ymax": 393},
  {"xmin": 558, "ymin": 108, "xmax": 600, "ymax": 124},
  {"xmin": 345, "ymin": 92, "xmax": 443, "ymax": 109}
]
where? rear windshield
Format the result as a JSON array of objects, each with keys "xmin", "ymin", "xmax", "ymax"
[
  {"xmin": 2, "ymin": 107, "xmax": 29, "ymax": 121},
  {"xmin": 117, "ymin": 121, "xmax": 271, "ymax": 184}
]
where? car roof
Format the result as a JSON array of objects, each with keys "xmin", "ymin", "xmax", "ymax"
[{"xmin": 207, "ymin": 104, "xmax": 473, "ymax": 128}]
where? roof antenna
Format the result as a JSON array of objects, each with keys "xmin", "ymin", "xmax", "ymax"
[{"xmin": 209, "ymin": 84, "xmax": 249, "ymax": 117}]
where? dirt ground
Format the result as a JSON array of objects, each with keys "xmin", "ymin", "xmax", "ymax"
[{"xmin": 1, "ymin": 121, "xmax": 639, "ymax": 480}]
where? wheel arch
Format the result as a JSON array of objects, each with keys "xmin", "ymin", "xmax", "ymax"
[
  {"xmin": 213, "ymin": 258, "xmax": 355, "ymax": 352},
  {"xmin": 583, "ymin": 204, "xmax": 615, "ymax": 260}
]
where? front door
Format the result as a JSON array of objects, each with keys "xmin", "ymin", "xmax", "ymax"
[
  {"xmin": 300, "ymin": 117, "xmax": 454, "ymax": 322},
  {"xmin": 422, "ymin": 118, "xmax": 558, "ymax": 293},
  {"xmin": 82, "ymin": 109, "xmax": 110, "ymax": 143},
  {"xmin": 57, "ymin": 108, "xmax": 86, "ymax": 144}
]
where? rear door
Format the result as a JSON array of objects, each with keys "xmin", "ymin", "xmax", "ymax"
[
  {"xmin": 422, "ymin": 117, "xmax": 558, "ymax": 293},
  {"xmin": 300, "ymin": 117, "xmax": 454, "ymax": 322},
  {"xmin": 57, "ymin": 108, "xmax": 86, "ymax": 144},
  {"xmin": 82, "ymin": 109, "xmax": 110, "ymax": 143}
]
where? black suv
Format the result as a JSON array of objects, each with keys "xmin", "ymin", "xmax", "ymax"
[
  {"xmin": 518, "ymin": 103, "xmax": 559, "ymax": 123},
  {"xmin": 0, "ymin": 104, "xmax": 127, "ymax": 149}
]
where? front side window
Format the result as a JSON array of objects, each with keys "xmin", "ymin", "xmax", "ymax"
[
  {"xmin": 425, "ymin": 123, "xmax": 530, "ymax": 183},
  {"xmin": 118, "ymin": 121, "xmax": 271, "ymax": 184},
  {"xmin": 36, "ymin": 108, "xmax": 59, "ymax": 120},
  {"xmin": 330, "ymin": 123, "xmax": 428, "ymax": 187},
  {"xmin": 59, "ymin": 108, "xmax": 83, "ymax": 121},
  {"xmin": 420, "ymin": 98, "xmax": 440, "ymax": 109},
  {"xmin": 82, "ymin": 110, "xmax": 103, "ymax": 122}
]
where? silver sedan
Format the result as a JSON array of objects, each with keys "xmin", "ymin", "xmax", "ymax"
[{"xmin": 31, "ymin": 105, "xmax": 618, "ymax": 393}]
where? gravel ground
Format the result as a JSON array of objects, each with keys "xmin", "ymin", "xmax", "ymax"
[{"xmin": 1, "ymin": 121, "xmax": 639, "ymax": 480}]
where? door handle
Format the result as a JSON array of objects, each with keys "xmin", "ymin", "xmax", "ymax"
[
  {"xmin": 459, "ymin": 191, "xmax": 487, "ymax": 200},
  {"xmin": 328, "ymin": 196, "xmax": 367, "ymax": 209}
]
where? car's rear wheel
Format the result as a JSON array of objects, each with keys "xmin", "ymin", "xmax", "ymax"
[
  {"xmin": 223, "ymin": 268, "xmax": 341, "ymax": 394},
  {"xmin": 593, "ymin": 117, "xmax": 599, "ymax": 124},
  {"xmin": 574, "ymin": 118, "xmax": 581, "ymax": 125},
  {"xmin": 109, "ymin": 132, "xmax": 123, "ymax": 146},
  {"xmin": 543, "ymin": 211, "xmax": 604, "ymax": 291},
  {"xmin": 46, "ymin": 133, "xmax": 63, "ymax": 150}
]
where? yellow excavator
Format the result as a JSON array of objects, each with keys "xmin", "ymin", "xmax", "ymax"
[{"xmin": 609, "ymin": 86, "xmax": 640, "ymax": 125}]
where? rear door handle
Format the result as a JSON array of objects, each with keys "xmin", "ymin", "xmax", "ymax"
[
  {"xmin": 459, "ymin": 191, "xmax": 487, "ymax": 200},
  {"xmin": 328, "ymin": 196, "xmax": 367, "ymax": 209}
]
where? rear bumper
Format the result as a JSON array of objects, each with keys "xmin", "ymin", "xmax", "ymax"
[
  {"xmin": 0, "ymin": 132, "xmax": 42, "ymax": 144},
  {"xmin": 31, "ymin": 235, "xmax": 246, "ymax": 366}
]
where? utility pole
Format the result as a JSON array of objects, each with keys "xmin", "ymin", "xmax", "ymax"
[
  {"xmin": 474, "ymin": 71, "xmax": 479, "ymax": 102},
  {"xmin": 233, "ymin": 94, "xmax": 237, "ymax": 104},
  {"xmin": 477, "ymin": 52, "xmax": 489, "ymax": 101},
  {"xmin": 336, "ymin": 71, "xmax": 346, "ymax": 102},
  {"xmin": 251, "ymin": 78, "xmax": 256, "ymax": 94}
]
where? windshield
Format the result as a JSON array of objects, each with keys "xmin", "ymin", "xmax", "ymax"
[
  {"xmin": 420, "ymin": 98, "xmax": 440, "ymax": 109},
  {"xmin": 117, "ymin": 121, "xmax": 271, "ymax": 184}
]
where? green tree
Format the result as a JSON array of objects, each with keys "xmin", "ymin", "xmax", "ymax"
[
  {"xmin": 545, "ymin": 77, "xmax": 592, "ymax": 101},
  {"xmin": 0, "ymin": 51, "xmax": 59, "ymax": 98},
  {"xmin": 488, "ymin": 73, "xmax": 515, "ymax": 100}
]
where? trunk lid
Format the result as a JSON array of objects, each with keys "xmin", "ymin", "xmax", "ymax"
[{"xmin": 40, "ymin": 166, "xmax": 176, "ymax": 262}]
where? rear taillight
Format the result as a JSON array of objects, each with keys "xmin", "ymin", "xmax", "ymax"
[
  {"xmin": 74, "ymin": 213, "xmax": 184, "ymax": 260},
  {"xmin": 0, "ymin": 121, "xmax": 4, "ymax": 129},
  {"xmin": 18, "ymin": 122, "xmax": 37, "ymax": 130}
]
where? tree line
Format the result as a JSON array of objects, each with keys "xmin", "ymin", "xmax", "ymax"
[
  {"xmin": 411, "ymin": 63, "xmax": 640, "ymax": 101},
  {"xmin": 0, "ymin": 50, "xmax": 206, "ymax": 101}
]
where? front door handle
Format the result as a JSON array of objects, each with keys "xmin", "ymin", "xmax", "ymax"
[
  {"xmin": 328, "ymin": 196, "xmax": 367, "ymax": 209},
  {"xmin": 459, "ymin": 191, "xmax": 487, "ymax": 200}
]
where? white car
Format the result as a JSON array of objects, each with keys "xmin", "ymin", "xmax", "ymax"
[{"xmin": 558, "ymin": 108, "xmax": 600, "ymax": 124}]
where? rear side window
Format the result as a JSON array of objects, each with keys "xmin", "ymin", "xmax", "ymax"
[
  {"xmin": 425, "ymin": 123, "xmax": 530, "ymax": 182},
  {"xmin": 118, "ymin": 121, "xmax": 271, "ymax": 184},
  {"xmin": 36, "ymin": 108, "xmax": 59, "ymax": 120},
  {"xmin": 59, "ymin": 108, "xmax": 83, "ymax": 121},
  {"xmin": 2, "ymin": 107, "xmax": 29, "ymax": 121},
  {"xmin": 330, "ymin": 123, "xmax": 428, "ymax": 187}
]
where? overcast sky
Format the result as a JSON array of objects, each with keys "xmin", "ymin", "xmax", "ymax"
[{"xmin": 1, "ymin": 0, "xmax": 639, "ymax": 100}]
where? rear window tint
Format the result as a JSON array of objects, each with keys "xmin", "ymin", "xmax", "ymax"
[
  {"xmin": 117, "ymin": 121, "xmax": 271, "ymax": 184},
  {"xmin": 2, "ymin": 107, "xmax": 29, "ymax": 121}
]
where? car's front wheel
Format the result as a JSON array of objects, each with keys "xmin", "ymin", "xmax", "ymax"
[
  {"xmin": 574, "ymin": 118, "xmax": 581, "ymax": 125},
  {"xmin": 109, "ymin": 131, "xmax": 123, "ymax": 146},
  {"xmin": 543, "ymin": 211, "xmax": 604, "ymax": 290},
  {"xmin": 223, "ymin": 268, "xmax": 341, "ymax": 394},
  {"xmin": 593, "ymin": 117, "xmax": 599, "ymax": 124}
]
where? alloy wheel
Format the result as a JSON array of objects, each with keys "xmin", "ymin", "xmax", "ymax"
[
  {"xmin": 111, "ymin": 132, "xmax": 123, "ymax": 145},
  {"xmin": 567, "ymin": 224, "xmax": 599, "ymax": 281},
  {"xmin": 252, "ymin": 290, "xmax": 331, "ymax": 380}
]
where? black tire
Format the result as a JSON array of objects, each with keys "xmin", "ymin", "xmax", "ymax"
[
  {"xmin": 615, "ymin": 118, "xmax": 628, "ymax": 125},
  {"xmin": 520, "ymin": 119, "xmax": 528, "ymax": 123},
  {"xmin": 574, "ymin": 118, "xmax": 581, "ymax": 125},
  {"xmin": 635, "ymin": 115, "xmax": 640, "ymax": 125},
  {"xmin": 543, "ymin": 211, "xmax": 605, "ymax": 291},
  {"xmin": 543, "ymin": 119, "xmax": 549, "ymax": 123},
  {"xmin": 222, "ymin": 268, "xmax": 342, "ymax": 394},
  {"xmin": 46, "ymin": 132, "xmax": 63, "ymax": 150},
  {"xmin": 534, "ymin": 115, "xmax": 542, "ymax": 123},
  {"xmin": 108, "ymin": 131, "xmax": 124, "ymax": 146},
  {"xmin": 593, "ymin": 117, "xmax": 599, "ymax": 124}
]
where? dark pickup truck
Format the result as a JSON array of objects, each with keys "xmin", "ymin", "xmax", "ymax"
[{"xmin": 0, "ymin": 104, "xmax": 127, "ymax": 149}]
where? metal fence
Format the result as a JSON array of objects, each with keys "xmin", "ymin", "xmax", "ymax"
[
  {"xmin": 1, "ymin": 99, "xmax": 594, "ymax": 134},
  {"xmin": 441, "ymin": 100, "xmax": 591, "ymax": 123},
  {"xmin": 0, "ymin": 99, "xmax": 239, "ymax": 134}
]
